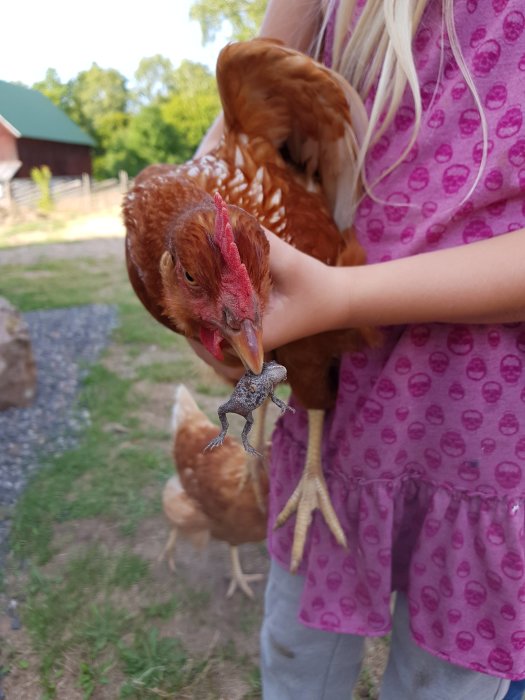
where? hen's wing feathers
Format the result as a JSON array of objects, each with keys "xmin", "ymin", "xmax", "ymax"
[{"xmin": 217, "ymin": 38, "xmax": 368, "ymax": 229}]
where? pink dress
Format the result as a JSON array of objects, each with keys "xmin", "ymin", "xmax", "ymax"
[{"xmin": 268, "ymin": 0, "xmax": 525, "ymax": 681}]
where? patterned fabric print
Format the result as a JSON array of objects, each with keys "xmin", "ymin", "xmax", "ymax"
[{"xmin": 268, "ymin": 0, "xmax": 525, "ymax": 681}]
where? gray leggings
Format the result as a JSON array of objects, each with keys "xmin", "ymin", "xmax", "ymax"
[{"xmin": 260, "ymin": 561, "xmax": 511, "ymax": 700}]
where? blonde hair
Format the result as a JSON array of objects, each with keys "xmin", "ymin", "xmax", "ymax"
[{"xmin": 313, "ymin": 0, "xmax": 488, "ymax": 217}]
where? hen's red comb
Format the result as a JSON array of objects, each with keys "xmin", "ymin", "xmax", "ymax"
[{"xmin": 213, "ymin": 192, "xmax": 252, "ymax": 297}]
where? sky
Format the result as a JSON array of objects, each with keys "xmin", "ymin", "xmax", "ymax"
[{"xmin": 2, "ymin": 0, "xmax": 229, "ymax": 87}]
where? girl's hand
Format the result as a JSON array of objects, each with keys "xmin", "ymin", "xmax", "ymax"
[
  {"xmin": 262, "ymin": 228, "xmax": 525, "ymax": 351},
  {"xmin": 262, "ymin": 230, "xmax": 339, "ymax": 350},
  {"xmin": 186, "ymin": 338, "xmax": 244, "ymax": 384}
]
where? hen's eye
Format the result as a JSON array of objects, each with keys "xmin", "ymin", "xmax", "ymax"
[{"xmin": 184, "ymin": 270, "xmax": 196, "ymax": 284}]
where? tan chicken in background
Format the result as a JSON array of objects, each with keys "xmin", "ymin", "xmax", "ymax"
[
  {"xmin": 125, "ymin": 39, "xmax": 380, "ymax": 574},
  {"xmin": 159, "ymin": 385, "xmax": 268, "ymax": 598}
]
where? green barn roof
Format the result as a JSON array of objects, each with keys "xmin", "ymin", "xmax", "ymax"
[{"xmin": 0, "ymin": 80, "xmax": 95, "ymax": 147}]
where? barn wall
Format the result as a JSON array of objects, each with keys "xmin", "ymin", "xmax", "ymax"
[
  {"xmin": 0, "ymin": 122, "xmax": 18, "ymax": 161},
  {"xmin": 15, "ymin": 138, "xmax": 92, "ymax": 178}
]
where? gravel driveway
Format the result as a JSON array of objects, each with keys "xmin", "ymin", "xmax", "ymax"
[{"xmin": 0, "ymin": 236, "xmax": 123, "ymax": 564}]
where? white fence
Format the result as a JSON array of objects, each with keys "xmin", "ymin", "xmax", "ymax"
[{"xmin": 0, "ymin": 171, "xmax": 129, "ymax": 213}]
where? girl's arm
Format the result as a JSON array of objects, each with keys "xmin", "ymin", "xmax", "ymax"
[
  {"xmin": 262, "ymin": 228, "xmax": 525, "ymax": 351},
  {"xmin": 258, "ymin": 0, "xmax": 322, "ymax": 50}
]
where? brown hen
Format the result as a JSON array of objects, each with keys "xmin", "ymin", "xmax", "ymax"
[
  {"xmin": 160, "ymin": 385, "xmax": 268, "ymax": 598},
  {"xmin": 125, "ymin": 39, "xmax": 379, "ymax": 573}
]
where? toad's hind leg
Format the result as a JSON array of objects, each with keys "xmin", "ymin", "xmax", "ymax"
[
  {"xmin": 204, "ymin": 404, "xmax": 231, "ymax": 451},
  {"xmin": 241, "ymin": 411, "xmax": 262, "ymax": 457},
  {"xmin": 274, "ymin": 409, "xmax": 347, "ymax": 572}
]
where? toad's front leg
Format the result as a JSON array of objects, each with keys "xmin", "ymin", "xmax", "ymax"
[{"xmin": 270, "ymin": 391, "xmax": 295, "ymax": 416}]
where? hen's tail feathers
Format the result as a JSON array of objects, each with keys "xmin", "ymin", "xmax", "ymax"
[
  {"xmin": 216, "ymin": 38, "xmax": 369, "ymax": 229},
  {"xmin": 171, "ymin": 384, "xmax": 207, "ymax": 436}
]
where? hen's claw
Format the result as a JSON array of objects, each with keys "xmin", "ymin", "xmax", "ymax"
[
  {"xmin": 158, "ymin": 528, "xmax": 178, "ymax": 571},
  {"xmin": 275, "ymin": 469, "xmax": 347, "ymax": 572},
  {"xmin": 226, "ymin": 545, "xmax": 264, "ymax": 598},
  {"xmin": 274, "ymin": 409, "xmax": 347, "ymax": 573}
]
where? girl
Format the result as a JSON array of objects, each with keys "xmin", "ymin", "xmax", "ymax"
[
  {"xmin": 261, "ymin": 0, "xmax": 525, "ymax": 697},
  {"xmin": 198, "ymin": 0, "xmax": 525, "ymax": 697}
]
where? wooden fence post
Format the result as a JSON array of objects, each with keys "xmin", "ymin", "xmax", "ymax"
[
  {"xmin": 82, "ymin": 173, "xmax": 91, "ymax": 211},
  {"xmin": 119, "ymin": 170, "xmax": 129, "ymax": 193},
  {"xmin": 5, "ymin": 180, "xmax": 13, "ymax": 211}
]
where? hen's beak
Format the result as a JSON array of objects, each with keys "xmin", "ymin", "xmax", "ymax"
[{"xmin": 224, "ymin": 319, "xmax": 264, "ymax": 375}]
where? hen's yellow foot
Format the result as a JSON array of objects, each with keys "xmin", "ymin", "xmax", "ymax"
[
  {"xmin": 226, "ymin": 545, "xmax": 264, "ymax": 599},
  {"xmin": 158, "ymin": 528, "xmax": 177, "ymax": 572},
  {"xmin": 274, "ymin": 409, "xmax": 347, "ymax": 573}
]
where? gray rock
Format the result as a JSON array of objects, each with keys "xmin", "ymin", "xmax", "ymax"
[
  {"xmin": 0, "ymin": 297, "xmax": 36, "ymax": 410},
  {"xmin": 0, "ymin": 304, "xmax": 118, "ymax": 564}
]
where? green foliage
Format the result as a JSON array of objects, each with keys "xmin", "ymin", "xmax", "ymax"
[
  {"xmin": 30, "ymin": 9, "xmax": 233, "ymax": 180},
  {"xmin": 30, "ymin": 165, "xmax": 53, "ymax": 211},
  {"xmin": 68, "ymin": 63, "xmax": 129, "ymax": 140},
  {"xmin": 93, "ymin": 104, "xmax": 182, "ymax": 179},
  {"xmin": 33, "ymin": 68, "xmax": 72, "ymax": 113},
  {"xmin": 190, "ymin": 0, "xmax": 267, "ymax": 43},
  {"xmin": 161, "ymin": 90, "xmax": 220, "ymax": 162},
  {"xmin": 133, "ymin": 54, "xmax": 178, "ymax": 105}
]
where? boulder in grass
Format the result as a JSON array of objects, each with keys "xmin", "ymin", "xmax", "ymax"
[{"xmin": 0, "ymin": 297, "xmax": 36, "ymax": 410}]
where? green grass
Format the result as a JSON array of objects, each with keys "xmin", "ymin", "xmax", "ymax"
[
  {"xmin": 1, "ymin": 251, "xmax": 264, "ymax": 699},
  {"xmin": 10, "ymin": 363, "xmax": 172, "ymax": 563},
  {"xmin": 20, "ymin": 546, "xmax": 203, "ymax": 698},
  {"xmin": 118, "ymin": 628, "xmax": 204, "ymax": 699},
  {"xmin": 0, "ymin": 217, "xmax": 66, "ymax": 242},
  {"xmin": 141, "ymin": 595, "xmax": 180, "ymax": 621},
  {"xmin": 195, "ymin": 381, "xmax": 231, "ymax": 397},
  {"xmin": 111, "ymin": 552, "xmax": 150, "ymax": 589},
  {"xmin": 0, "ymin": 258, "xmax": 126, "ymax": 310},
  {"xmin": 136, "ymin": 357, "xmax": 197, "ymax": 383},
  {"xmin": 115, "ymin": 300, "xmax": 177, "ymax": 350}
]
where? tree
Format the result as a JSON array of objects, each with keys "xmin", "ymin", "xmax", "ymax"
[
  {"xmin": 162, "ymin": 91, "xmax": 220, "ymax": 161},
  {"xmin": 190, "ymin": 0, "xmax": 267, "ymax": 43},
  {"xmin": 32, "ymin": 69, "xmax": 72, "ymax": 114},
  {"xmin": 93, "ymin": 105, "xmax": 182, "ymax": 179},
  {"xmin": 159, "ymin": 60, "xmax": 220, "ymax": 161},
  {"xmin": 133, "ymin": 55, "xmax": 178, "ymax": 106},
  {"xmin": 69, "ymin": 64, "xmax": 129, "ymax": 139},
  {"xmin": 172, "ymin": 60, "xmax": 217, "ymax": 95}
]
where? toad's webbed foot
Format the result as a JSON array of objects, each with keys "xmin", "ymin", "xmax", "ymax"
[
  {"xmin": 204, "ymin": 409, "xmax": 230, "ymax": 452},
  {"xmin": 204, "ymin": 430, "xmax": 227, "ymax": 452}
]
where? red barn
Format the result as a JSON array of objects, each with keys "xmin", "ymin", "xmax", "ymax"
[{"xmin": 0, "ymin": 80, "xmax": 95, "ymax": 179}]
